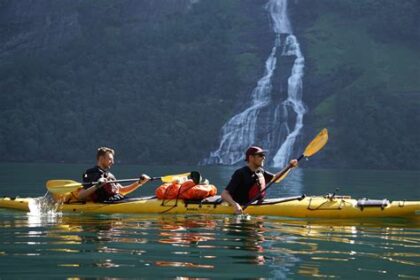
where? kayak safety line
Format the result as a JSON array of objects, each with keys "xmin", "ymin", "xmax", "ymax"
[
  {"xmin": 247, "ymin": 194, "xmax": 306, "ymax": 206},
  {"xmin": 307, "ymin": 198, "xmax": 355, "ymax": 211},
  {"xmin": 158, "ymin": 171, "xmax": 205, "ymax": 214},
  {"xmin": 159, "ymin": 184, "xmax": 200, "ymax": 214}
]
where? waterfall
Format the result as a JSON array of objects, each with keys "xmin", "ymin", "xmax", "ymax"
[
  {"xmin": 272, "ymin": 34, "xmax": 305, "ymax": 167},
  {"xmin": 202, "ymin": 0, "xmax": 305, "ymax": 167}
]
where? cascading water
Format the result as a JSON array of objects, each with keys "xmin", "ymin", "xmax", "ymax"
[
  {"xmin": 272, "ymin": 34, "xmax": 305, "ymax": 167},
  {"xmin": 202, "ymin": 0, "xmax": 305, "ymax": 167}
]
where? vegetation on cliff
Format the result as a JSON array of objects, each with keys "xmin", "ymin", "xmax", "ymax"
[
  {"xmin": 294, "ymin": 0, "xmax": 420, "ymax": 169},
  {"xmin": 0, "ymin": 0, "xmax": 419, "ymax": 169}
]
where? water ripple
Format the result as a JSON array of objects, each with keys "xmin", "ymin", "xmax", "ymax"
[{"xmin": 0, "ymin": 212, "xmax": 419, "ymax": 279}]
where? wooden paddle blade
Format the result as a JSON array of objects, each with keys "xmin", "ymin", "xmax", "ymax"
[
  {"xmin": 46, "ymin": 179, "xmax": 83, "ymax": 194},
  {"xmin": 160, "ymin": 172, "xmax": 191, "ymax": 183},
  {"xmin": 303, "ymin": 128, "xmax": 328, "ymax": 157}
]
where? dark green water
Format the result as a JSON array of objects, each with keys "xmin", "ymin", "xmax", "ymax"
[{"xmin": 0, "ymin": 163, "xmax": 419, "ymax": 279}]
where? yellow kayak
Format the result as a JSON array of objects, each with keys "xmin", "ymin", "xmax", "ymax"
[{"xmin": 1, "ymin": 195, "xmax": 419, "ymax": 220}]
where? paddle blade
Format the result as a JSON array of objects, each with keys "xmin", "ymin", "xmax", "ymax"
[
  {"xmin": 46, "ymin": 180, "xmax": 83, "ymax": 194},
  {"xmin": 274, "ymin": 169, "xmax": 291, "ymax": 183},
  {"xmin": 160, "ymin": 172, "xmax": 191, "ymax": 183},
  {"xmin": 303, "ymin": 128, "xmax": 328, "ymax": 157}
]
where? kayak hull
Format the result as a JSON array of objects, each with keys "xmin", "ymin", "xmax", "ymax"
[{"xmin": 1, "ymin": 195, "xmax": 419, "ymax": 219}]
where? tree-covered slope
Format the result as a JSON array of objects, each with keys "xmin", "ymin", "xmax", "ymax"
[
  {"xmin": 293, "ymin": 0, "xmax": 420, "ymax": 169},
  {"xmin": 0, "ymin": 0, "xmax": 270, "ymax": 164},
  {"xmin": 0, "ymin": 0, "xmax": 419, "ymax": 169}
]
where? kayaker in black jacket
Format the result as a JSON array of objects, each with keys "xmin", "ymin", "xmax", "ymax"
[
  {"xmin": 221, "ymin": 146, "xmax": 298, "ymax": 214},
  {"xmin": 77, "ymin": 147, "xmax": 150, "ymax": 202}
]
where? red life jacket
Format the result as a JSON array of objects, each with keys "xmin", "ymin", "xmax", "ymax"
[{"xmin": 248, "ymin": 170, "xmax": 266, "ymax": 204}]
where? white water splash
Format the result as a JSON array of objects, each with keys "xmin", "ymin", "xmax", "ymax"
[
  {"xmin": 202, "ymin": 0, "xmax": 305, "ymax": 167},
  {"xmin": 27, "ymin": 196, "xmax": 62, "ymax": 226}
]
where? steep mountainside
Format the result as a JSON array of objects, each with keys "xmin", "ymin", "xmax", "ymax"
[
  {"xmin": 292, "ymin": 0, "xmax": 420, "ymax": 169},
  {"xmin": 0, "ymin": 0, "xmax": 270, "ymax": 163},
  {"xmin": 0, "ymin": 0, "xmax": 419, "ymax": 169}
]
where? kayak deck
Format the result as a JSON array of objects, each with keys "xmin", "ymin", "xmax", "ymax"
[{"xmin": 1, "ymin": 195, "xmax": 419, "ymax": 219}]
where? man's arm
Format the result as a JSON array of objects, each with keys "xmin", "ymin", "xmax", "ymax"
[
  {"xmin": 271, "ymin": 159, "xmax": 298, "ymax": 182},
  {"xmin": 77, "ymin": 184, "xmax": 99, "ymax": 201},
  {"xmin": 118, "ymin": 174, "xmax": 151, "ymax": 196},
  {"xmin": 222, "ymin": 169, "xmax": 244, "ymax": 214},
  {"xmin": 77, "ymin": 168, "xmax": 103, "ymax": 201},
  {"xmin": 221, "ymin": 190, "xmax": 243, "ymax": 214},
  {"xmin": 77, "ymin": 177, "xmax": 106, "ymax": 201}
]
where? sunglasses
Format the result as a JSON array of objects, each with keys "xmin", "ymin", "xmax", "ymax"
[{"xmin": 253, "ymin": 153, "xmax": 266, "ymax": 158}]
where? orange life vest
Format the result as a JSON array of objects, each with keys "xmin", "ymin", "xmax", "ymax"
[{"xmin": 156, "ymin": 179, "xmax": 217, "ymax": 200}]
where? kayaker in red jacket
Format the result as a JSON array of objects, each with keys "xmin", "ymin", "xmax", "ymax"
[
  {"xmin": 77, "ymin": 147, "xmax": 151, "ymax": 202},
  {"xmin": 221, "ymin": 146, "xmax": 298, "ymax": 214}
]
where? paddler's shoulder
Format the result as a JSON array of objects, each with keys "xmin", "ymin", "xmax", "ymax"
[
  {"xmin": 84, "ymin": 165, "xmax": 104, "ymax": 175},
  {"xmin": 234, "ymin": 166, "xmax": 253, "ymax": 176}
]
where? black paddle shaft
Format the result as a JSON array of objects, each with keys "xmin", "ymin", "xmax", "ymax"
[{"xmin": 85, "ymin": 176, "xmax": 157, "ymax": 186}]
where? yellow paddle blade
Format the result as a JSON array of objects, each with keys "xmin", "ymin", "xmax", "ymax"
[
  {"xmin": 303, "ymin": 128, "xmax": 328, "ymax": 157},
  {"xmin": 274, "ymin": 169, "xmax": 291, "ymax": 183},
  {"xmin": 46, "ymin": 180, "xmax": 83, "ymax": 194},
  {"xmin": 160, "ymin": 172, "xmax": 191, "ymax": 183}
]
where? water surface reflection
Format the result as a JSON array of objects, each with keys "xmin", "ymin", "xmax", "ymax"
[{"xmin": 0, "ymin": 210, "xmax": 419, "ymax": 279}]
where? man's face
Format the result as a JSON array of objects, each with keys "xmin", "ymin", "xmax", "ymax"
[
  {"xmin": 99, "ymin": 152, "xmax": 114, "ymax": 169},
  {"xmin": 249, "ymin": 153, "xmax": 266, "ymax": 167}
]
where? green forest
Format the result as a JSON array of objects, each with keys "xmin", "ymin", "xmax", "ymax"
[
  {"xmin": 294, "ymin": 0, "xmax": 420, "ymax": 169},
  {"xmin": 0, "ymin": 0, "xmax": 419, "ymax": 169}
]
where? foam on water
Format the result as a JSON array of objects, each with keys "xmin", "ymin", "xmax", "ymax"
[{"xmin": 27, "ymin": 195, "xmax": 62, "ymax": 226}]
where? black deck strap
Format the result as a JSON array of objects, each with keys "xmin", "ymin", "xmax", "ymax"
[
  {"xmin": 253, "ymin": 194, "xmax": 306, "ymax": 206},
  {"xmin": 201, "ymin": 195, "xmax": 223, "ymax": 204},
  {"xmin": 161, "ymin": 186, "xmax": 173, "ymax": 206},
  {"xmin": 174, "ymin": 183, "xmax": 195, "ymax": 207},
  {"xmin": 184, "ymin": 195, "xmax": 223, "ymax": 208},
  {"xmin": 183, "ymin": 199, "xmax": 199, "ymax": 208},
  {"xmin": 65, "ymin": 196, "xmax": 157, "ymax": 205},
  {"xmin": 357, "ymin": 198, "xmax": 390, "ymax": 210},
  {"xmin": 103, "ymin": 196, "xmax": 157, "ymax": 204},
  {"xmin": 161, "ymin": 182, "xmax": 197, "ymax": 207}
]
